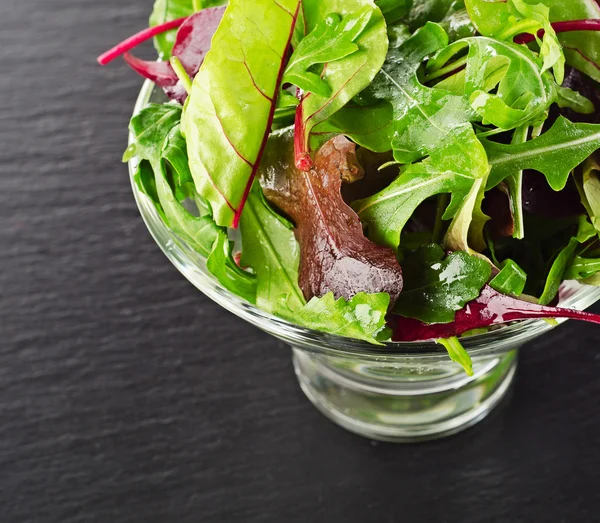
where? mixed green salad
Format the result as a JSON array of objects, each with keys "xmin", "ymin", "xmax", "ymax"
[{"xmin": 100, "ymin": 0, "xmax": 600, "ymax": 373}]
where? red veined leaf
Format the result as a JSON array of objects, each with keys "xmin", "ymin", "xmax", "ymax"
[
  {"xmin": 514, "ymin": 19, "xmax": 600, "ymax": 44},
  {"xmin": 392, "ymin": 285, "xmax": 600, "ymax": 341}
]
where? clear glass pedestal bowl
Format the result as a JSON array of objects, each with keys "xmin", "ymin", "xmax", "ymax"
[{"xmin": 129, "ymin": 81, "xmax": 600, "ymax": 443}]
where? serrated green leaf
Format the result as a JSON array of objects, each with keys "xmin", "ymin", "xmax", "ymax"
[
  {"xmin": 484, "ymin": 117, "xmax": 600, "ymax": 190},
  {"xmin": 394, "ymin": 244, "xmax": 491, "ymax": 324},
  {"xmin": 292, "ymin": 292, "xmax": 391, "ymax": 344}
]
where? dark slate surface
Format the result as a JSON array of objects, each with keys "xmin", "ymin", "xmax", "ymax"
[{"xmin": 1, "ymin": 1, "xmax": 599, "ymax": 521}]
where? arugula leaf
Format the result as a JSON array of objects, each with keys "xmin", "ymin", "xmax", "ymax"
[
  {"xmin": 543, "ymin": 0, "xmax": 600, "ymax": 83},
  {"xmin": 283, "ymin": 10, "xmax": 371, "ymax": 97},
  {"xmin": 483, "ymin": 117, "xmax": 600, "ymax": 190},
  {"xmin": 490, "ymin": 259, "xmax": 527, "ymax": 296},
  {"xmin": 504, "ymin": 125, "xmax": 529, "ymax": 240},
  {"xmin": 181, "ymin": 0, "xmax": 302, "ymax": 227},
  {"xmin": 539, "ymin": 217, "xmax": 596, "ymax": 304},
  {"xmin": 294, "ymin": 0, "xmax": 388, "ymax": 168},
  {"xmin": 290, "ymin": 292, "xmax": 391, "ymax": 344},
  {"xmin": 437, "ymin": 337, "xmax": 474, "ymax": 376},
  {"xmin": 354, "ymin": 124, "xmax": 489, "ymax": 250},
  {"xmin": 239, "ymin": 184, "xmax": 306, "ymax": 315},
  {"xmin": 428, "ymin": 36, "xmax": 557, "ymax": 130},
  {"xmin": 565, "ymin": 255, "xmax": 600, "ymax": 282},
  {"xmin": 394, "ymin": 244, "xmax": 491, "ymax": 324},
  {"xmin": 129, "ymin": 103, "xmax": 256, "ymax": 302}
]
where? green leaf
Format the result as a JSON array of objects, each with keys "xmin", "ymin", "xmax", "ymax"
[
  {"xmin": 394, "ymin": 244, "xmax": 492, "ymax": 324},
  {"xmin": 129, "ymin": 103, "xmax": 256, "ymax": 303},
  {"xmin": 239, "ymin": 184, "xmax": 306, "ymax": 315},
  {"xmin": 291, "ymin": 292, "xmax": 391, "ymax": 344},
  {"xmin": 437, "ymin": 337, "xmax": 474, "ymax": 376},
  {"xmin": 490, "ymin": 259, "xmax": 528, "ymax": 296},
  {"xmin": 295, "ymin": 0, "xmax": 388, "ymax": 159},
  {"xmin": 283, "ymin": 9, "xmax": 372, "ymax": 97},
  {"xmin": 406, "ymin": 0, "xmax": 456, "ymax": 31},
  {"xmin": 565, "ymin": 255, "xmax": 600, "ymax": 282},
  {"xmin": 181, "ymin": 0, "xmax": 302, "ymax": 228},
  {"xmin": 484, "ymin": 117, "xmax": 600, "ymax": 190},
  {"xmin": 353, "ymin": 125, "xmax": 489, "ymax": 250},
  {"xmin": 539, "ymin": 216, "xmax": 596, "ymax": 304},
  {"xmin": 504, "ymin": 125, "xmax": 529, "ymax": 240},
  {"xmin": 543, "ymin": 0, "xmax": 600, "ymax": 83}
]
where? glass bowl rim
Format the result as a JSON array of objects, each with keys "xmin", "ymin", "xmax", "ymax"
[{"xmin": 128, "ymin": 79, "xmax": 600, "ymax": 360}]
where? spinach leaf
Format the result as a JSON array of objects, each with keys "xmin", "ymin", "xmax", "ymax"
[
  {"xmin": 283, "ymin": 9, "xmax": 372, "ymax": 97},
  {"xmin": 239, "ymin": 184, "xmax": 306, "ymax": 315},
  {"xmin": 294, "ymin": 0, "xmax": 388, "ymax": 168},
  {"xmin": 394, "ymin": 244, "xmax": 491, "ymax": 324},
  {"xmin": 291, "ymin": 292, "xmax": 391, "ymax": 344},
  {"xmin": 353, "ymin": 124, "xmax": 489, "ymax": 250},
  {"xmin": 129, "ymin": 103, "xmax": 256, "ymax": 302},
  {"xmin": 181, "ymin": 0, "xmax": 302, "ymax": 228},
  {"xmin": 483, "ymin": 117, "xmax": 600, "ymax": 190},
  {"xmin": 490, "ymin": 259, "xmax": 527, "ymax": 296}
]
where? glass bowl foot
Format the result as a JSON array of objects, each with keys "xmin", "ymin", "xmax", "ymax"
[{"xmin": 293, "ymin": 349, "xmax": 517, "ymax": 443}]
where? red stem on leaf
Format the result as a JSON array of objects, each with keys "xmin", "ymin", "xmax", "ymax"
[
  {"xmin": 97, "ymin": 17, "xmax": 189, "ymax": 65},
  {"xmin": 294, "ymin": 102, "xmax": 313, "ymax": 171},
  {"xmin": 515, "ymin": 19, "xmax": 600, "ymax": 45}
]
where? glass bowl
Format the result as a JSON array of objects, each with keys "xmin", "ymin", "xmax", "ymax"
[{"xmin": 128, "ymin": 80, "xmax": 600, "ymax": 442}]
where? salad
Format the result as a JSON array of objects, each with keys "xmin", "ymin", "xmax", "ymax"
[{"xmin": 100, "ymin": 0, "xmax": 600, "ymax": 373}]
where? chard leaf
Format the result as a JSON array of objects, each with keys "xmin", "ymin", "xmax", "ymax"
[
  {"xmin": 294, "ymin": 0, "xmax": 388, "ymax": 168},
  {"xmin": 283, "ymin": 9, "xmax": 372, "ymax": 97},
  {"xmin": 354, "ymin": 125, "xmax": 489, "ymax": 251},
  {"xmin": 490, "ymin": 259, "xmax": 527, "ymax": 296},
  {"xmin": 539, "ymin": 217, "xmax": 596, "ymax": 305},
  {"xmin": 393, "ymin": 244, "xmax": 491, "ymax": 324},
  {"xmin": 289, "ymin": 292, "xmax": 391, "ymax": 344},
  {"xmin": 484, "ymin": 117, "xmax": 600, "ymax": 190},
  {"xmin": 239, "ymin": 184, "xmax": 306, "ymax": 315},
  {"xmin": 150, "ymin": 0, "xmax": 197, "ymax": 58},
  {"xmin": 259, "ymin": 130, "xmax": 404, "ymax": 302},
  {"xmin": 393, "ymin": 285, "xmax": 600, "ymax": 341},
  {"xmin": 129, "ymin": 104, "xmax": 256, "ymax": 302},
  {"xmin": 181, "ymin": 0, "xmax": 302, "ymax": 228},
  {"xmin": 543, "ymin": 0, "xmax": 600, "ymax": 83}
]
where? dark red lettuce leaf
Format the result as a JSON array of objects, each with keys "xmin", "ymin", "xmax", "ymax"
[
  {"xmin": 123, "ymin": 7, "xmax": 225, "ymax": 104},
  {"xmin": 260, "ymin": 133, "xmax": 403, "ymax": 303},
  {"xmin": 392, "ymin": 285, "xmax": 600, "ymax": 341}
]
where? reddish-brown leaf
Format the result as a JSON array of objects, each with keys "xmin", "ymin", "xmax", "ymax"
[{"xmin": 260, "ymin": 133, "xmax": 403, "ymax": 303}]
